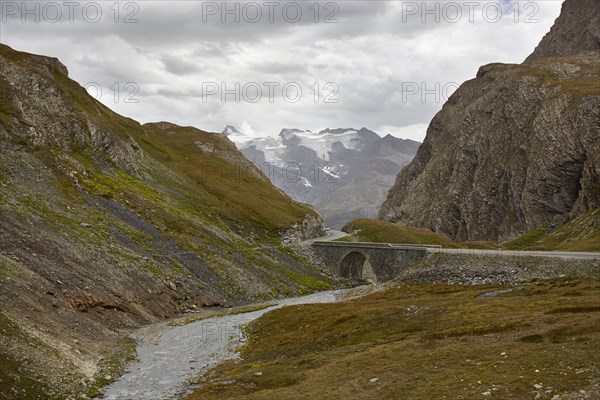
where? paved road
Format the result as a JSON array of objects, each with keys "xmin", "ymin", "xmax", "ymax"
[
  {"xmin": 321, "ymin": 229, "xmax": 348, "ymax": 241},
  {"xmin": 299, "ymin": 229, "xmax": 348, "ymax": 246},
  {"xmin": 428, "ymin": 247, "xmax": 600, "ymax": 260},
  {"xmin": 314, "ymin": 238, "xmax": 600, "ymax": 260}
]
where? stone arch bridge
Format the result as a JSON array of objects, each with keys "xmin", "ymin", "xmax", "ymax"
[{"xmin": 312, "ymin": 241, "xmax": 439, "ymax": 283}]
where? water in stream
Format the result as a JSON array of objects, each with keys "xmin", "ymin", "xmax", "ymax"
[{"xmin": 99, "ymin": 289, "xmax": 347, "ymax": 400}]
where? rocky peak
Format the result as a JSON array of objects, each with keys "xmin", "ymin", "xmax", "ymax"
[
  {"xmin": 222, "ymin": 125, "xmax": 244, "ymax": 135},
  {"xmin": 0, "ymin": 44, "xmax": 140, "ymax": 174},
  {"xmin": 526, "ymin": 0, "xmax": 600, "ymax": 61},
  {"xmin": 0, "ymin": 43, "xmax": 69, "ymax": 76}
]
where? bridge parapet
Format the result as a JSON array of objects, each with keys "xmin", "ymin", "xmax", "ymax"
[{"xmin": 313, "ymin": 241, "xmax": 441, "ymax": 250}]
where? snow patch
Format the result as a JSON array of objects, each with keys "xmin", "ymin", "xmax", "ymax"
[
  {"xmin": 301, "ymin": 177, "xmax": 313, "ymax": 188},
  {"xmin": 229, "ymin": 128, "xmax": 369, "ymax": 163}
]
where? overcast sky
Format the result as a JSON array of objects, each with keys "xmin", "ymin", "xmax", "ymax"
[{"xmin": 1, "ymin": 0, "xmax": 563, "ymax": 141}]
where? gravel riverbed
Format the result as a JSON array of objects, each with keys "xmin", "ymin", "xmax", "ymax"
[{"xmin": 99, "ymin": 289, "xmax": 348, "ymax": 400}]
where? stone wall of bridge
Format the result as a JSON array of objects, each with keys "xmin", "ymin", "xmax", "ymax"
[{"xmin": 312, "ymin": 241, "xmax": 435, "ymax": 283}]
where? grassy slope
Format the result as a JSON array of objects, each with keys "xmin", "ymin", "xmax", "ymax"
[
  {"xmin": 3, "ymin": 43, "xmax": 332, "ymax": 299},
  {"xmin": 0, "ymin": 312, "xmax": 57, "ymax": 399},
  {"xmin": 341, "ymin": 214, "xmax": 600, "ymax": 252},
  {"xmin": 339, "ymin": 219, "xmax": 499, "ymax": 249},
  {"xmin": 504, "ymin": 209, "xmax": 600, "ymax": 252},
  {"xmin": 520, "ymin": 57, "xmax": 600, "ymax": 101},
  {"xmin": 138, "ymin": 123, "xmax": 313, "ymax": 231},
  {"xmin": 188, "ymin": 278, "xmax": 600, "ymax": 400}
]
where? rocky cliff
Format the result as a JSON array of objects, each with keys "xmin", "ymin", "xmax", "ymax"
[
  {"xmin": 0, "ymin": 44, "xmax": 331, "ymax": 398},
  {"xmin": 379, "ymin": 0, "xmax": 600, "ymax": 242},
  {"xmin": 527, "ymin": 0, "xmax": 600, "ymax": 61}
]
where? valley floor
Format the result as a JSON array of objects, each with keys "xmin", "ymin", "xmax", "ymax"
[{"xmin": 186, "ymin": 278, "xmax": 600, "ymax": 400}]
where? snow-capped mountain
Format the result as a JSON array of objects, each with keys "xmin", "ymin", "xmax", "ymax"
[
  {"xmin": 224, "ymin": 126, "xmax": 421, "ymax": 228},
  {"xmin": 222, "ymin": 125, "xmax": 248, "ymax": 143}
]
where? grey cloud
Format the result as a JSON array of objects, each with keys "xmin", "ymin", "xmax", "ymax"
[
  {"xmin": 0, "ymin": 0, "xmax": 564, "ymax": 141},
  {"xmin": 247, "ymin": 60, "xmax": 308, "ymax": 75},
  {"xmin": 160, "ymin": 54, "xmax": 202, "ymax": 75}
]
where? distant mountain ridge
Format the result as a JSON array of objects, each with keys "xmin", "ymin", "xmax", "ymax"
[{"xmin": 227, "ymin": 126, "xmax": 421, "ymax": 228}]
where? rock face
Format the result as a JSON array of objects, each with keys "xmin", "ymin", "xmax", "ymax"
[
  {"xmin": 379, "ymin": 0, "xmax": 600, "ymax": 242},
  {"xmin": 228, "ymin": 127, "xmax": 420, "ymax": 228},
  {"xmin": 282, "ymin": 213, "xmax": 326, "ymax": 244},
  {"xmin": 0, "ymin": 44, "xmax": 332, "ymax": 397},
  {"xmin": 527, "ymin": 0, "xmax": 600, "ymax": 61}
]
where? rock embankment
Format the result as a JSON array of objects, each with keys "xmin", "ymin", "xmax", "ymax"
[
  {"xmin": 396, "ymin": 253, "xmax": 600, "ymax": 285},
  {"xmin": 282, "ymin": 212, "xmax": 326, "ymax": 242}
]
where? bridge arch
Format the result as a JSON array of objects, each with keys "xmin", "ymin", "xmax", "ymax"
[{"xmin": 339, "ymin": 251, "xmax": 377, "ymax": 283}]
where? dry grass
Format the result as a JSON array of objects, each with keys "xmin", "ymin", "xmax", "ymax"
[
  {"xmin": 342, "ymin": 211, "xmax": 600, "ymax": 252},
  {"xmin": 187, "ymin": 278, "xmax": 600, "ymax": 400},
  {"xmin": 138, "ymin": 123, "xmax": 316, "ymax": 232},
  {"xmin": 504, "ymin": 209, "xmax": 600, "ymax": 252},
  {"xmin": 339, "ymin": 219, "xmax": 500, "ymax": 250},
  {"xmin": 340, "ymin": 219, "xmax": 457, "ymax": 247}
]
